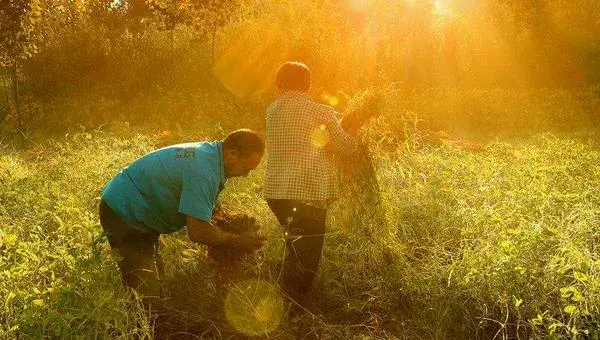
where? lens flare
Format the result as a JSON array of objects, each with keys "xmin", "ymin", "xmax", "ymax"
[
  {"xmin": 321, "ymin": 92, "xmax": 340, "ymax": 107},
  {"xmin": 224, "ymin": 280, "xmax": 284, "ymax": 336},
  {"xmin": 310, "ymin": 124, "xmax": 330, "ymax": 149},
  {"xmin": 328, "ymin": 96, "xmax": 340, "ymax": 107}
]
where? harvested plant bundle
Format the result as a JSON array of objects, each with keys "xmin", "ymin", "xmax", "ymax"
[
  {"xmin": 336, "ymin": 87, "xmax": 388, "ymax": 238},
  {"xmin": 208, "ymin": 212, "xmax": 260, "ymax": 263},
  {"xmin": 340, "ymin": 87, "xmax": 386, "ymax": 135},
  {"xmin": 207, "ymin": 212, "xmax": 261, "ymax": 294}
]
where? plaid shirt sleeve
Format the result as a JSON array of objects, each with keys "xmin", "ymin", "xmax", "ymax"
[{"xmin": 322, "ymin": 107, "xmax": 357, "ymax": 156}]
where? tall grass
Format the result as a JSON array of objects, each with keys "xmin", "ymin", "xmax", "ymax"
[{"xmin": 1, "ymin": 124, "xmax": 599, "ymax": 339}]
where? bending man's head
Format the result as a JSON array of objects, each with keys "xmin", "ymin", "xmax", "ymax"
[
  {"xmin": 275, "ymin": 61, "xmax": 311, "ymax": 94},
  {"xmin": 222, "ymin": 129, "xmax": 265, "ymax": 178}
]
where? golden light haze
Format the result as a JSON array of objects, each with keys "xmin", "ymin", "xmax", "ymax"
[
  {"xmin": 214, "ymin": 0, "xmax": 599, "ymax": 99},
  {"xmin": 2, "ymin": 0, "xmax": 598, "ymax": 133}
]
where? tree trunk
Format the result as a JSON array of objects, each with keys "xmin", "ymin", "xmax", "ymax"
[
  {"xmin": 1, "ymin": 70, "xmax": 9, "ymax": 108},
  {"xmin": 170, "ymin": 28, "xmax": 175, "ymax": 85},
  {"xmin": 170, "ymin": 28, "xmax": 174, "ymax": 67},
  {"xmin": 12, "ymin": 61, "xmax": 21, "ymax": 127},
  {"xmin": 210, "ymin": 24, "xmax": 217, "ymax": 89}
]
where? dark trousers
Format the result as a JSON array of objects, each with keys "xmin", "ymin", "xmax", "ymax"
[
  {"xmin": 99, "ymin": 200, "xmax": 163, "ymax": 311},
  {"xmin": 267, "ymin": 199, "xmax": 327, "ymax": 302}
]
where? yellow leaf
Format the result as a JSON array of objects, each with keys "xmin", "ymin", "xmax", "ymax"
[
  {"xmin": 6, "ymin": 292, "xmax": 16, "ymax": 304},
  {"xmin": 513, "ymin": 296, "xmax": 523, "ymax": 308},
  {"xmin": 4, "ymin": 234, "xmax": 18, "ymax": 246}
]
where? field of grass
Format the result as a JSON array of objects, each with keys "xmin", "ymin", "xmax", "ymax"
[{"xmin": 1, "ymin": 124, "xmax": 599, "ymax": 339}]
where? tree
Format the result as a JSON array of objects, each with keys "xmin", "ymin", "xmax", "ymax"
[
  {"xmin": 141, "ymin": 0, "xmax": 243, "ymax": 80},
  {"xmin": 0, "ymin": 0, "xmax": 43, "ymax": 123}
]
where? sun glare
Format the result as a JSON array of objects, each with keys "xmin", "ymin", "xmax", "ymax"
[
  {"xmin": 347, "ymin": 0, "xmax": 373, "ymax": 12},
  {"xmin": 433, "ymin": 0, "xmax": 452, "ymax": 15}
]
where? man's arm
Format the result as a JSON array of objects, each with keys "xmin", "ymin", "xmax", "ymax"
[
  {"xmin": 323, "ymin": 107, "xmax": 358, "ymax": 156},
  {"xmin": 186, "ymin": 215, "xmax": 265, "ymax": 251}
]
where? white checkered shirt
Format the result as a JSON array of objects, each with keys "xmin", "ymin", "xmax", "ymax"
[{"xmin": 265, "ymin": 91, "xmax": 357, "ymax": 203}]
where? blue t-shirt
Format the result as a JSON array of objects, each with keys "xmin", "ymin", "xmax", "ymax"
[{"xmin": 102, "ymin": 141, "xmax": 226, "ymax": 234}]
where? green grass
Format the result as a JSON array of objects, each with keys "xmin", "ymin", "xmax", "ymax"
[{"xmin": 1, "ymin": 127, "xmax": 599, "ymax": 339}]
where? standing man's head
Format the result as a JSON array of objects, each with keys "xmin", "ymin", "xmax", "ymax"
[
  {"xmin": 223, "ymin": 129, "xmax": 265, "ymax": 178},
  {"xmin": 275, "ymin": 61, "xmax": 311, "ymax": 94}
]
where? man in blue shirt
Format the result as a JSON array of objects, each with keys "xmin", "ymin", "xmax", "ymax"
[{"xmin": 99, "ymin": 129, "xmax": 266, "ymax": 312}]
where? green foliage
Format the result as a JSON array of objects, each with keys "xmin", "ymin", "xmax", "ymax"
[
  {"xmin": 2, "ymin": 0, "xmax": 600, "ymax": 131},
  {"xmin": 146, "ymin": 0, "xmax": 243, "ymax": 32},
  {"xmin": 0, "ymin": 0, "xmax": 44, "ymax": 66},
  {"xmin": 2, "ymin": 0, "xmax": 600, "ymax": 337},
  {"xmin": 1, "ymin": 127, "xmax": 599, "ymax": 339},
  {"xmin": 0, "ymin": 131, "xmax": 155, "ymax": 338},
  {"xmin": 398, "ymin": 135, "xmax": 599, "ymax": 338},
  {"xmin": 382, "ymin": 87, "xmax": 600, "ymax": 138}
]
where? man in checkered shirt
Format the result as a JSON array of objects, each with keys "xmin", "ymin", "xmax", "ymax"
[{"xmin": 265, "ymin": 61, "xmax": 358, "ymax": 306}]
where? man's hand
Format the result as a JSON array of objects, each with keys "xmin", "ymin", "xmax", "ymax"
[
  {"xmin": 232, "ymin": 232, "xmax": 267, "ymax": 252},
  {"xmin": 187, "ymin": 215, "xmax": 266, "ymax": 251},
  {"xmin": 214, "ymin": 212, "xmax": 259, "ymax": 234}
]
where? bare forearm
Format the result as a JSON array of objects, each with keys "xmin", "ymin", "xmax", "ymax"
[
  {"xmin": 188, "ymin": 223, "xmax": 238, "ymax": 246},
  {"xmin": 186, "ymin": 215, "xmax": 264, "ymax": 251}
]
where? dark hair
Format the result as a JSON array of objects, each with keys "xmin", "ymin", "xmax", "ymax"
[
  {"xmin": 223, "ymin": 129, "xmax": 265, "ymax": 157},
  {"xmin": 275, "ymin": 61, "xmax": 311, "ymax": 92}
]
